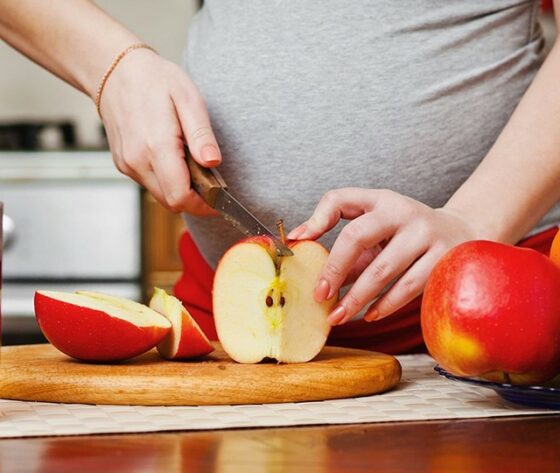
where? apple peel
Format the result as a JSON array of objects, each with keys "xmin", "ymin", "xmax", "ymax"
[
  {"xmin": 35, "ymin": 290, "xmax": 171, "ymax": 362},
  {"xmin": 149, "ymin": 288, "xmax": 214, "ymax": 360}
]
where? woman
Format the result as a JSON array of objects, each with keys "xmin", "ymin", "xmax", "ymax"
[
  {"xmin": 3, "ymin": 0, "xmax": 560, "ymax": 354},
  {"xmin": 177, "ymin": 0, "xmax": 560, "ymax": 353}
]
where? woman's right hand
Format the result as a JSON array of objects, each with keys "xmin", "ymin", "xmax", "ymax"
[{"xmin": 99, "ymin": 48, "xmax": 221, "ymax": 215}]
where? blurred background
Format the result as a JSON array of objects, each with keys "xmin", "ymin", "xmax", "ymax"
[
  {"xmin": 0, "ymin": 0, "xmax": 199, "ymax": 344},
  {"xmin": 0, "ymin": 1, "xmax": 557, "ymax": 345},
  {"xmin": 0, "ymin": 0, "xmax": 199, "ymax": 147}
]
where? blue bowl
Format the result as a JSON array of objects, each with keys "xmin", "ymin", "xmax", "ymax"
[{"xmin": 434, "ymin": 366, "xmax": 560, "ymax": 409}]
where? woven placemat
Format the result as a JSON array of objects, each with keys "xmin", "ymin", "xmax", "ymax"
[{"xmin": 0, "ymin": 354, "xmax": 558, "ymax": 438}]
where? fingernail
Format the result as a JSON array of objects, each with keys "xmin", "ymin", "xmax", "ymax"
[
  {"xmin": 315, "ymin": 278, "xmax": 330, "ymax": 302},
  {"xmin": 200, "ymin": 144, "xmax": 221, "ymax": 164},
  {"xmin": 364, "ymin": 309, "xmax": 379, "ymax": 323},
  {"xmin": 287, "ymin": 225, "xmax": 305, "ymax": 240},
  {"xmin": 328, "ymin": 305, "xmax": 346, "ymax": 325}
]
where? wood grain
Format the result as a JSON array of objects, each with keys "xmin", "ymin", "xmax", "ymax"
[
  {"xmin": 141, "ymin": 191, "xmax": 185, "ymax": 300},
  {"xmin": 1, "ymin": 416, "xmax": 559, "ymax": 473},
  {"xmin": 0, "ymin": 343, "xmax": 401, "ymax": 406}
]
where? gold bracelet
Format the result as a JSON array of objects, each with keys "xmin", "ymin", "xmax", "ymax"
[{"xmin": 95, "ymin": 43, "xmax": 157, "ymax": 117}]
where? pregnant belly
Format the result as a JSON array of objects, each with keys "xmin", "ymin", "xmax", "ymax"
[{"xmin": 183, "ymin": 1, "xmax": 542, "ymax": 266}]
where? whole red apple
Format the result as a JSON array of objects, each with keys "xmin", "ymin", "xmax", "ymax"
[{"xmin": 421, "ymin": 240, "xmax": 560, "ymax": 385}]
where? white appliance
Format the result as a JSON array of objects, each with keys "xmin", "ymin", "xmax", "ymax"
[{"xmin": 1, "ymin": 151, "xmax": 141, "ymax": 342}]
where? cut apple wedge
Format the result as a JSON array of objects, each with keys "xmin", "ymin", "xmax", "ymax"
[
  {"xmin": 149, "ymin": 288, "xmax": 214, "ymax": 360},
  {"xmin": 213, "ymin": 237, "xmax": 337, "ymax": 363},
  {"xmin": 35, "ymin": 290, "xmax": 171, "ymax": 362}
]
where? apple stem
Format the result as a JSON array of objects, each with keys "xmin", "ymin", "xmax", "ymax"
[{"xmin": 276, "ymin": 219, "xmax": 287, "ymax": 244}]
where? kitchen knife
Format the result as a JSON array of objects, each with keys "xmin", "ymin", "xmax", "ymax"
[{"xmin": 184, "ymin": 145, "xmax": 293, "ymax": 258}]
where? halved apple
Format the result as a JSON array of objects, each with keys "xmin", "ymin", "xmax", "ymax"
[
  {"xmin": 34, "ymin": 290, "xmax": 171, "ymax": 362},
  {"xmin": 148, "ymin": 287, "xmax": 214, "ymax": 360},
  {"xmin": 213, "ymin": 237, "xmax": 337, "ymax": 363}
]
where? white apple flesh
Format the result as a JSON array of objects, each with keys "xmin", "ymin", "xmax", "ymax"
[
  {"xmin": 213, "ymin": 239, "xmax": 337, "ymax": 363},
  {"xmin": 149, "ymin": 288, "xmax": 214, "ymax": 359}
]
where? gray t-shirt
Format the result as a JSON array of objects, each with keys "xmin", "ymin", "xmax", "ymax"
[{"xmin": 183, "ymin": 0, "xmax": 558, "ymax": 268}]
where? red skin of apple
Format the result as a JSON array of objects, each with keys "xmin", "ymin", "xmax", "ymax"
[
  {"xmin": 421, "ymin": 241, "xmax": 560, "ymax": 384},
  {"xmin": 157, "ymin": 306, "xmax": 214, "ymax": 359},
  {"xmin": 219, "ymin": 235, "xmax": 332, "ymax": 286},
  {"xmin": 35, "ymin": 292, "xmax": 170, "ymax": 362},
  {"xmin": 237, "ymin": 235, "xmax": 326, "ymax": 256},
  {"xmin": 239, "ymin": 235, "xmax": 283, "ymax": 256},
  {"xmin": 167, "ymin": 318, "xmax": 214, "ymax": 359}
]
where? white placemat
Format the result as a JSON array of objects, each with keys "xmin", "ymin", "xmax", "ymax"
[{"xmin": 0, "ymin": 354, "xmax": 558, "ymax": 438}]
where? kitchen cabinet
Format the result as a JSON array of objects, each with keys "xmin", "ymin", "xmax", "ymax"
[{"xmin": 141, "ymin": 191, "xmax": 186, "ymax": 301}]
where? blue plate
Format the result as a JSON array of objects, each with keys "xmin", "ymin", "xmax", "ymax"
[{"xmin": 434, "ymin": 366, "xmax": 560, "ymax": 409}]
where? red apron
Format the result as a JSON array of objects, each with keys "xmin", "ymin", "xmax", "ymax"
[{"xmin": 174, "ymin": 227, "xmax": 558, "ymax": 355}]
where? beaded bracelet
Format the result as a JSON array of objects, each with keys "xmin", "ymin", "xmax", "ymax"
[{"xmin": 95, "ymin": 43, "xmax": 157, "ymax": 117}]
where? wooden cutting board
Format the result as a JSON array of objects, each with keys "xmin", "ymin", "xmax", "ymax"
[{"xmin": 0, "ymin": 343, "xmax": 401, "ymax": 406}]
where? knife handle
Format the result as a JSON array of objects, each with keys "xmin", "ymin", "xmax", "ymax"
[{"xmin": 184, "ymin": 145, "xmax": 227, "ymax": 207}]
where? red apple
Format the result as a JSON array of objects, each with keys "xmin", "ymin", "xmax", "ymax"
[
  {"xmin": 149, "ymin": 287, "xmax": 214, "ymax": 359},
  {"xmin": 35, "ymin": 290, "xmax": 171, "ymax": 362},
  {"xmin": 421, "ymin": 241, "xmax": 560, "ymax": 385},
  {"xmin": 213, "ymin": 236, "xmax": 337, "ymax": 363}
]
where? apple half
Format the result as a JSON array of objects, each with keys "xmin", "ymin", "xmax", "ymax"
[
  {"xmin": 213, "ymin": 237, "xmax": 337, "ymax": 363},
  {"xmin": 35, "ymin": 290, "xmax": 171, "ymax": 362},
  {"xmin": 149, "ymin": 287, "xmax": 214, "ymax": 359}
]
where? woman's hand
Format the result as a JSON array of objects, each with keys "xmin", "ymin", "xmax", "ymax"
[
  {"xmin": 0, "ymin": 0, "xmax": 220, "ymax": 214},
  {"xmin": 100, "ymin": 49, "xmax": 221, "ymax": 215},
  {"xmin": 288, "ymin": 188, "xmax": 482, "ymax": 326}
]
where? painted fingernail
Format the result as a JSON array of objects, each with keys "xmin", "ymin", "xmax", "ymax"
[
  {"xmin": 315, "ymin": 278, "xmax": 330, "ymax": 302},
  {"xmin": 200, "ymin": 144, "xmax": 221, "ymax": 164},
  {"xmin": 326, "ymin": 285, "xmax": 337, "ymax": 301},
  {"xmin": 328, "ymin": 305, "xmax": 346, "ymax": 325},
  {"xmin": 287, "ymin": 225, "xmax": 306, "ymax": 240},
  {"xmin": 364, "ymin": 309, "xmax": 379, "ymax": 323}
]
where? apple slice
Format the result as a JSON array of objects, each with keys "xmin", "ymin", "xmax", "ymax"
[
  {"xmin": 35, "ymin": 290, "xmax": 171, "ymax": 362},
  {"xmin": 148, "ymin": 287, "xmax": 214, "ymax": 359},
  {"xmin": 213, "ymin": 237, "xmax": 337, "ymax": 363}
]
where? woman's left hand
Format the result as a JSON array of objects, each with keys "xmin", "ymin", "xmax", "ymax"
[{"xmin": 287, "ymin": 188, "xmax": 482, "ymax": 326}]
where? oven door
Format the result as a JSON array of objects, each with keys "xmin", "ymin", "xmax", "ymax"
[{"xmin": 2, "ymin": 180, "xmax": 140, "ymax": 280}]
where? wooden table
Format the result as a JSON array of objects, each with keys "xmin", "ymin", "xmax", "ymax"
[{"xmin": 1, "ymin": 415, "xmax": 559, "ymax": 472}]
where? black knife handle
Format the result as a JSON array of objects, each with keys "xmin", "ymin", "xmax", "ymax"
[{"xmin": 184, "ymin": 145, "xmax": 227, "ymax": 207}]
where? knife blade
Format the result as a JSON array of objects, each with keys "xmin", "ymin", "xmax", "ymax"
[{"xmin": 184, "ymin": 146, "xmax": 293, "ymax": 258}]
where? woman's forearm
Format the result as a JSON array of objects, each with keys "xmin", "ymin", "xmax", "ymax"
[
  {"xmin": 0, "ymin": 0, "xmax": 223, "ymax": 214},
  {"xmin": 445, "ymin": 35, "xmax": 560, "ymax": 244},
  {"xmin": 0, "ymin": 0, "xmax": 140, "ymax": 97}
]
